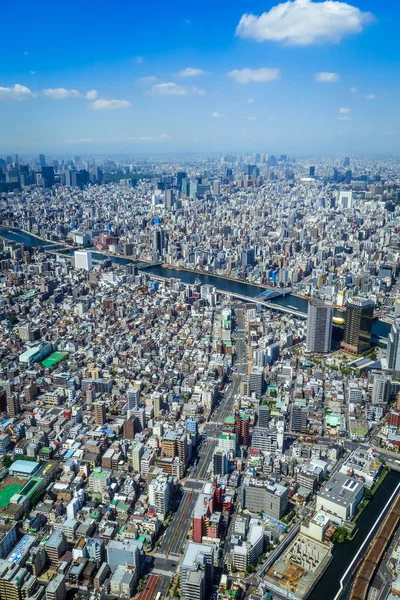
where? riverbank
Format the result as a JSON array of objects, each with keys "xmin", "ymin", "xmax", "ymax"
[
  {"xmin": 0, "ymin": 227, "xmax": 391, "ymax": 340},
  {"xmin": 160, "ymin": 263, "xmax": 290, "ymax": 294}
]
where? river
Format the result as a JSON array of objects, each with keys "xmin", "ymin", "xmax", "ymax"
[
  {"xmin": 309, "ymin": 470, "xmax": 400, "ymax": 600},
  {"xmin": 0, "ymin": 228, "xmax": 390, "ymax": 340}
]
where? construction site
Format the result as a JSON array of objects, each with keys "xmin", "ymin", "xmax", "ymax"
[{"xmin": 264, "ymin": 533, "xmax": 333, "ymax": 599}]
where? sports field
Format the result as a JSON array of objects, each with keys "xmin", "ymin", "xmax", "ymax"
[
  {"xmin": 0, "ymin": 480, "xmax": 24, "ymax": 508},
  {"xmin": 42, "ymin": 352, "xmax": 68, "ymax": 369}
]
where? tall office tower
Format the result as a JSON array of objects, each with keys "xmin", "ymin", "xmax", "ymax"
[
  {"xmin": 152, "ymin": 228, "xmax": 168, "ymax": 255},
  {"xmin": 126, "ymin": 387, "xmax": 140, "ymax": 417},
  {"xmin": 344, "ymin": 156, "xmax": 351, "ymax": 167},
  {"xmin": 165, "ymin": 189, "xmax": 174, "ymax": 209},
  {"xmin": 372, "ymin": 375, "xmax": 389, "ymax": 405},
  {"xmin": 258, "ymin": 404, "xmax": 270, "ymax": 428},
  {"xmin": 212, "ymin": 449, "xmax": 228, "ymax": 476},
  {"xmin": 306, "ymin": 300, "xmax": 333, "ymax": 353},
  {"xmin": 290, "ymin": 406, "xmax": 308, "ymax": 433},
  {"xmin": 39, "ymin": 154, "xmax": 46, "ymax": 167},
  {"xmin": 309, "ymin": 166, "xmax": 315, "ymax": 177},
  {"xmin": 7, "ymin": 395, "xmax": 20, "ymax": 418},
  {"xmin": 342, "ymin": 297, "xmax": 374, "ymax": 354},
  {"xmin": 41, "ymin": 166, "xmax": 55, "ymax": 188},
  {"xmin": 387, "ymin": 320, "xmax": 400, "ymax": 372},
  {"xmin": 94, "ymin": 402, "xmax": 106, "ymax": 425},
  {"xmin": 74, "ymin": 250, "xmax": 93, "ymax": 271}
]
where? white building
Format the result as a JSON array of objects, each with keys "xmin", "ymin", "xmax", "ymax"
[
  {"xmin": 316, "ymin": 473, "xmax": 364, "ymax": 522},
  {"xmin": 74, "ymin": 250, "xmax": 93, "ymax": 271}
]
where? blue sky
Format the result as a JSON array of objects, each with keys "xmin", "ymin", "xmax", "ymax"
[{"xmin": 0, "ymin": 0, "xmax": 399, "ymax": 154}]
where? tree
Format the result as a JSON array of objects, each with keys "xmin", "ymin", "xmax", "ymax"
[
  {"xmin": 2, "ymin": 455, "xmax": 12, "ymax": 469},
  {"xmin": 231, "ymin": 565, "xmax": 237, "ymax": 573}
]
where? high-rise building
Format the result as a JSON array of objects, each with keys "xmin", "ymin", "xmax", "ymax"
[
  {"xmin": 7, "ymin": 395, "xmax": 20, "ymax": 418},
  {"xmin": 372, "ymin": 375, "xmax": 389, "ymax": 405},
  {"xmin": 212, "ymin": 450, "xmax": 228, "ymax": 476},
  {"xmin": 42, "ymin": 166, "xmax": 55, "ymax": 188},
  {"xmin": 309, "ymin": 166, "xmax": 315, "ymax": 177},
  {"xmin": 132, "ymin": 442, "xmax": 144, "ymax": 472},
  {"xmin": 306, "ymin": 300, "xmax": 333, "ymax": 353},
  {"xmin": 148, "ymin": 474, "xmax": 172, "ymax": 520},
  {"xmin": 106, "ymin": 539, "xmax": 143, "ymax": 575},
  {"xmin": 126, "ymin": 387, "xmax": 140, "ymax": 414},
  {"xmin": 46, "ymin": 574, "xmax": 66, "ymax": 600},
  {"xmin": 258, "ymin": 404, "xmax": 270, "ymax": 428},
  {"xmin": 39, "ymin": 154, "xmax": 46, "ymax": 167},
  {"xmin": 241, "ymin": 477, "xmax": 288, "ymax": 519},
  {"xmin": 94, "ymin": 401, "xmax": 106, "ymax": 425},
  {"xmin": 290, "ymin": 406, "xmax": 308, "ymax": 433},
  {"xmin": 45, "ymin": 531, "xmax": 68, "ymax": 567},
  {"xmin": 387, "ymin": 320, "xmax": 400, "ymax": 372},
  {"xmin": 342, "ymin": 297, "xmax": 374, "ymax": 354},
  {"xmin": 74, "ymin": 250, "xmax": 93, "ymax": 271},
  {"xmin": 235, "ymin": 412, "xmax": 250, "ymax": 446},
  {"xmin": 180, "ymin": 543, "xmax": 214, "ymax": 600}
]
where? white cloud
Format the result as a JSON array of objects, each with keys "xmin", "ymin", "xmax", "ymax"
[
  {"xmin": 337, "ymin": 115, "xmax": 351, "ymax": 121},
  {"xmin": 159, "ymin": 133, "xmax": 171, "ymax": 140},
  {"xmin": 90, "ymin": 99, "xmax": 131, "ymax": 110},
  {"xmin": 135, "ymin": 56, "xmax": 144, "ymax": 63},
  {"xmin": 30, "ymin": 71, "xmax": 36, "ymax": 75},
  {"xmin": 148, "ymin": 82, "xmax": 205, "ymax": 95},
  {"xmin": 315, "ymin": 72, "xmax": 340, "ymax": 82},
  {"xmin": 227, "ymin": 67, "xmax": 280, "ymax": 84},
  {"xmin": 211, "ymin": 112, "xmax": 223, "ymax": 118},
  {"xmin": 44, "ymin": 88, "xmax": 81, "ymax": 99},
  {"xmin": 236, "ymin": 0, "xmax": 374, "ymax": 46},
  {"xmin": 350, "ymin": 87, "xmax": 358, "ymax": 92},
  {"xmin": 247, "ymin": 116, "xmax": 257, "ymax": 121},
  {"xmin": 339, "ymin": 107, "xmax": 351, "ymax": 114},
  {"xmin": 23, "ymin": 51, "xmax": 28, "ymax": 55},
  {"xmin": 178, "ymin": 68, "xmax": 209, "ymax": 77},
  {"xmin": 0, "ymin": 84, "xmax": 35, "ymax": 101},
  {"xmin": 248, "ymin": 97, "xmax": 255, "ymax": 103},
  {"xmin": 365, "ymin": 93, "xmax": 376, "ymax": 100},
  {"xmin": 85, "ymin": 90, "xmax": 98, "ymax": 100},
  {"xmin": 136, "ymin": 76, "xmax": 158, "ymax": 84},
  {"xmin": 149, "ymin": 82, "xmax": 188, "ymax": 95}
]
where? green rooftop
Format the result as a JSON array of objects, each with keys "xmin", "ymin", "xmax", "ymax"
[
  {"xmin": 224, "ymin": 415, "xmax": 235, "ymax": 425},
  {"xmin": 42, "ymin": 351, "xmax": 69, "ymax": 369}
]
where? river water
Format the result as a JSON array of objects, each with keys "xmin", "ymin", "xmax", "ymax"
[{"xmin": 0, "ymin": 228, "xmax": 390, "ymax": 340}]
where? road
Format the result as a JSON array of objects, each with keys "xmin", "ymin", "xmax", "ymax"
[
  {"xmin": 149, "ymin": 305, "xmax": 244, "ymax": 580},
  {"xmin": 157, "ymin": 491, "xmax": 197, "ymax": 558}
]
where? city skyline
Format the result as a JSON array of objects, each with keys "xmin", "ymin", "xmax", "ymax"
[{"xmin": 1, "ymin": 0, "xmax": 399, "ymax": 154}]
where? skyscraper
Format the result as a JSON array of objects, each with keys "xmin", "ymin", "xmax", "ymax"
[
  {"xmin": 94, "ymin": 402, "xmax": 106, "ymax": 425},
  {"xmin": 306, "ymin": 300, "xmax": 333, "ymax": 353},
  {"xmin": 342, "ymin": 297, "xmax": 374, "ymax": 354},
  {"xmin": 39, "ymin": 154, "xmax": 46, "ymax": 167},
  {"xmin": 387, "ymin": 320, "xmax": 400, "ymax": 372}
]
